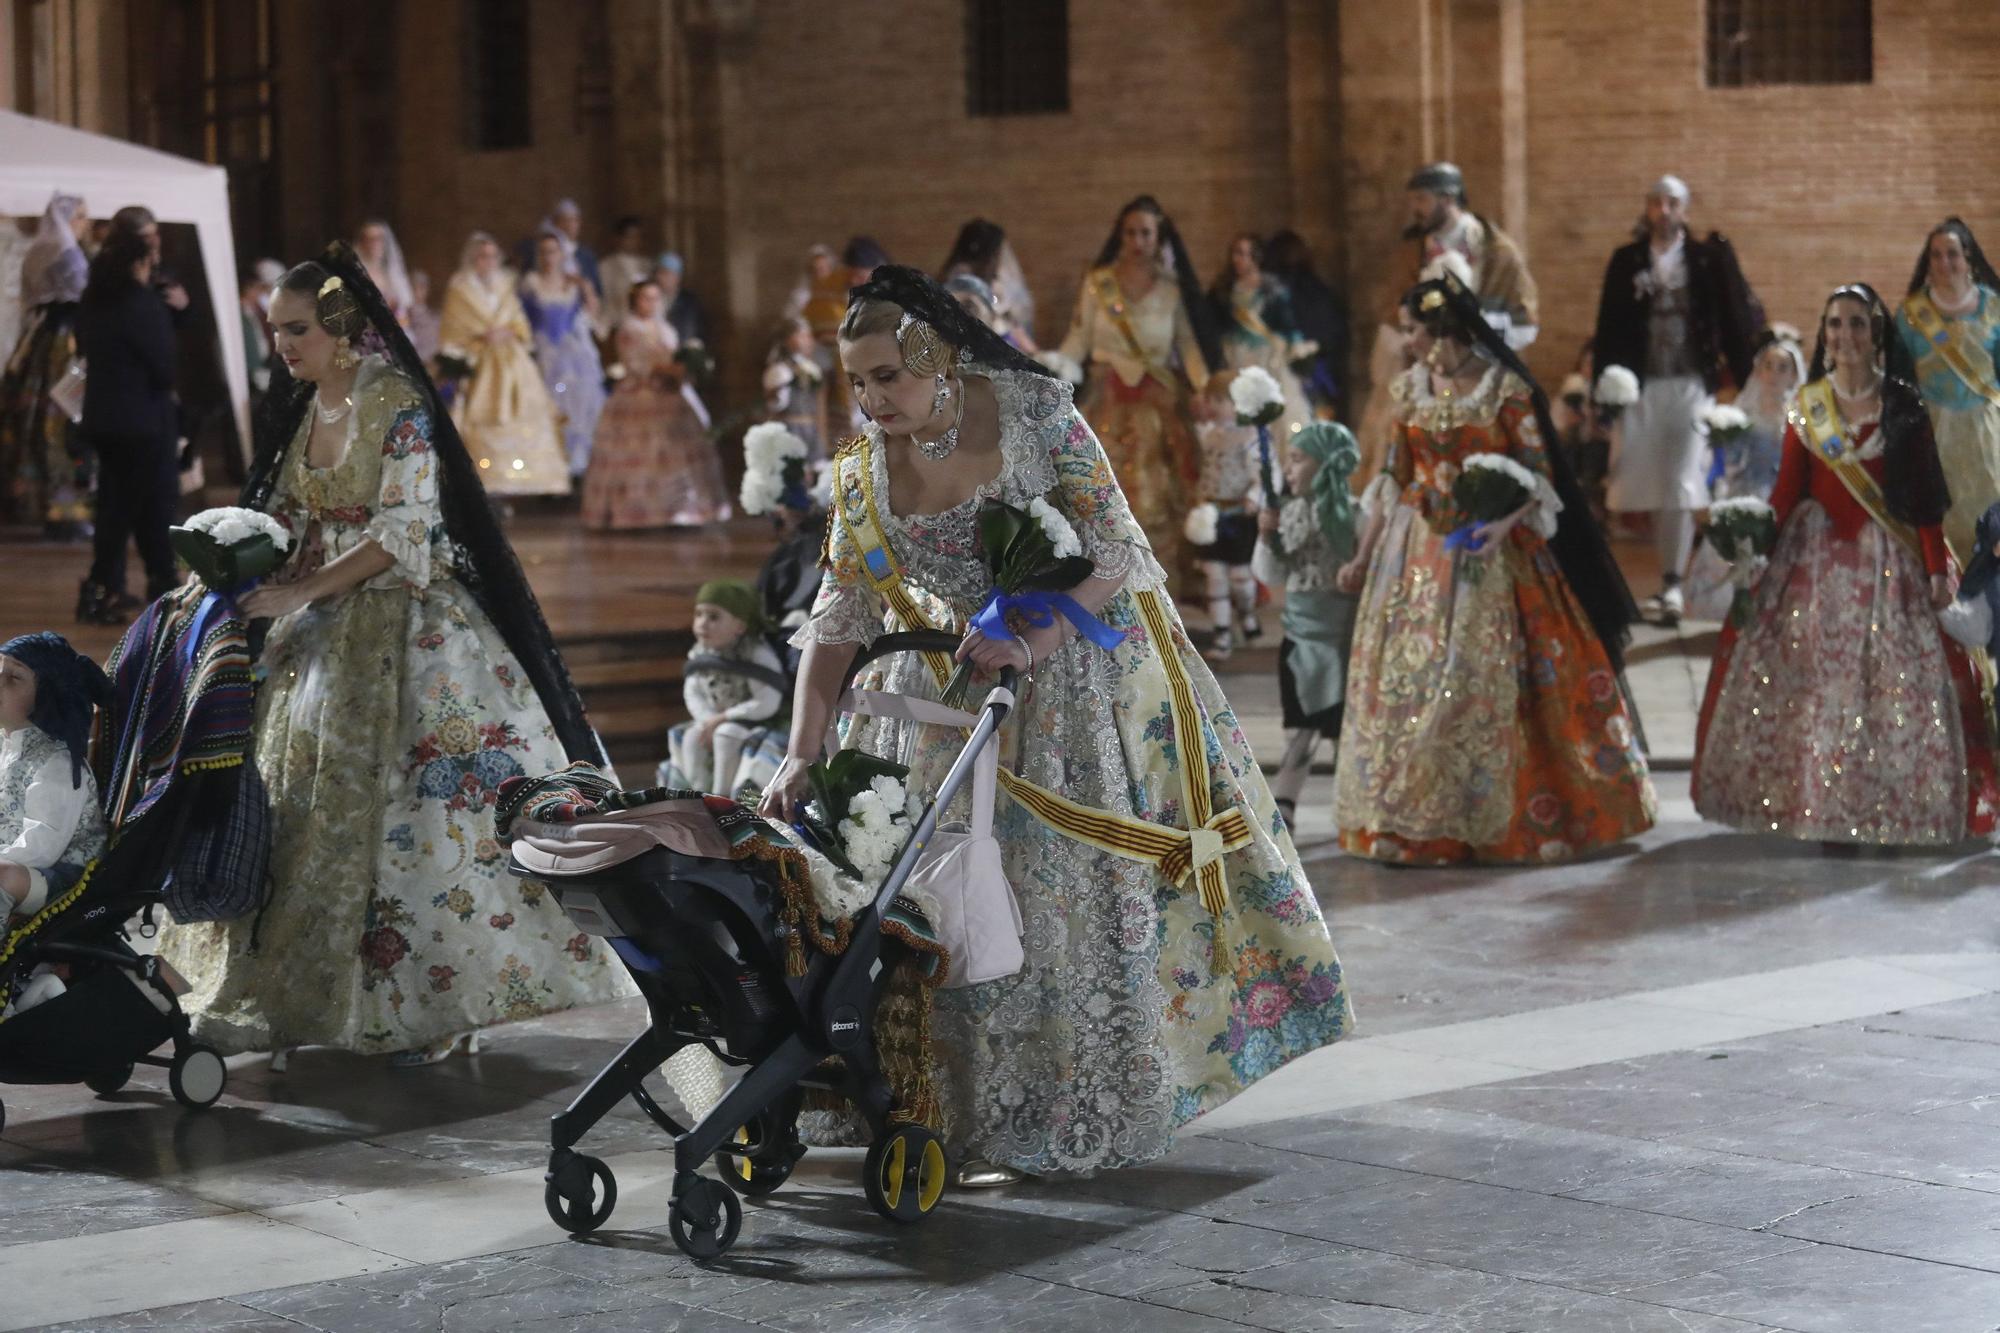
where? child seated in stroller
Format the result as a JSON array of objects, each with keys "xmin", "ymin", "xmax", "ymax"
[
  {"xmin": 659, "ymin": 580, "xmax": 788, "ymax": 803},
  {"xmin": 1, "ymin": 633, "xmax": 111, "ymax": 1014}
]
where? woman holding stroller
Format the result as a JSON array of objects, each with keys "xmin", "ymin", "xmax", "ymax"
[
  {"xmin": 161, "ymin": 246, "xmax": 629, "ymax": 1067},
  {"xmin": 757, "ymin": 267, "xmax": 1351, "ymax": 1187}
]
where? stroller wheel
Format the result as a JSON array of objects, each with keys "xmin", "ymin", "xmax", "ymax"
[
  {"xmin": 543, "ymin": 1152, "xmax": 618, "ymax": 1234},
  {"xmin": 169, "ymin": 1045, "xmax": 227, "ymax": 1109},
  {"xmin": 669, "ymin": 1176, "xmax": 742, "ymax": 1261},
  {"xmin": 864, "ymin": 1125, "xmax": 947, "ymax": 1224},
  {"xmin": 717, "ymin": 1124, "xmax": 800, "ymax": 1198},
  {"xmin": 85, "ymin": 1063, "xmax": 135, "ymax": 1097}
]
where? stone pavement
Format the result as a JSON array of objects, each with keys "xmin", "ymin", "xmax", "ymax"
[{"xmin": 6, "ymin": 769, "xmax": 2000, "ymax": 1332}]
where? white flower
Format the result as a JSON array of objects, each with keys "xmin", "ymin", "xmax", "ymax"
[
  {"xmin": 868, "ymin": 775, "xmax": 907, "ymax": 810},
  {"xmin": 1461, "ymin": 452, "xmax": 1538, "ymax": 492},
  {"xmin": 810, "ymin": 465, "xmax": 834, "ymax": 510},
  {"xmin": 1027, "ymin": 496, "xmax": 1083, "ymax": 559},
  {"xmin": 1183, "ymin": 502, "xmax": 1220, "ymax": 547},
  {"xmin": 742, "ymin": 421, "xmax": 809, "ymax": 469},
  {"xmin": 1708, "ymin": 497, "xmax": 1774, "ymax": 521},
  {"xmin": 1701, "ymin": 403, "xmax": 1750, "ymax": 434},
  {"xmin": 185, "ymin": 505, "xmax": 291, "ymax": 552},
  {"xmin": 1228, "ymin": 366, "xmax": 1285, "ymax": 423},
  {"xmin": 1594, "ymin": 365, "xmax": 1640, "ymax": 407},
  {"xmin": 739, "ymin": 468, "xmax": 785, "ymax": 516}
]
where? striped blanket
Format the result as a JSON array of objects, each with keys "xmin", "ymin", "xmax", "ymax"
[{"xmin": 93, "ymin": 586, "xmax": 255, "ymax": 830}]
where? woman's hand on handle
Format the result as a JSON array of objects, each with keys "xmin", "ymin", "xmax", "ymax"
[{"xmin": 757, "ymin": 756, "xmax": 815, "ymax": 822}]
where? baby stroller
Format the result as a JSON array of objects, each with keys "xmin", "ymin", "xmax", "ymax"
[
  {"xmin": 0, "ymin": 784, "xmax": 233, "ymax": 1132},
  {"xmin": 516, "ymin": 631, "xmax": 1012, "ymax": 1260},
  {"xmin": 0, "ymin": 587, "xmax": 259, "ymax": 1133}
]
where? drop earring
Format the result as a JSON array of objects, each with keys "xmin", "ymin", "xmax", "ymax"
[
  {"xmin": 332, "ymin": 338, "xmax": 359, "ymax": 370},
  {"xmin": 930, "ymin": 373, "xmax": 950, "ymax": 418}
]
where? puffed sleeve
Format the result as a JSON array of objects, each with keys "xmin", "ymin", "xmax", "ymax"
[
  {"xmin": 365, "ymin": 401, "xmax": 445, "ymax": 588},
  {"xmin": 1498, "ymin": 393, "xmax": 1565, "ymax": 537},
  {"xmin": 1046, "ymin": 409, "xmax": 1171, "ymax": 592},
  {"xmin": 789, "ymin": 467, "xmax": 887, "ymax": 648}
]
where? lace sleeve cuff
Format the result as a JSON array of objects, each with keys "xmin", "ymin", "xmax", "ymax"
[
  {"xmin": 789, "ymin": 580, "xmax": 882, "ymax": 649},
  {"xmin": 365, "ymin": 512, "xmax": 435, "ymax": 588},
  {"xmin": 1086, "ymin": 534, "xmax": 1169, "ymax": 595}
]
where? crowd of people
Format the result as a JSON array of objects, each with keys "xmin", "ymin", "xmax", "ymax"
[{"xmin": 2, "ymin": 163, "xmax": 1998, "ymax": 1189}]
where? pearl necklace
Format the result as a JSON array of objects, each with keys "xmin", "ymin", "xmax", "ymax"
[
  {"xmin": 314, "ymin": 392, "xmax": 353, "ymax": 425},
  {"xmin": 1832, "ymin": 370, "xmax": 1882, "ymax": 402},
  {"xmin": 912, "ymin": 380, "xmax": 965, "ymax": 461}
]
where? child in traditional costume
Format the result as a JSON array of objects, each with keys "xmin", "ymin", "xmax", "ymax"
[
  {"xmin": 660, "ymin": 580, "xmax": 788, "ymax": 803},
  {"xmin": 1253, "ymin": 424, "xmax": 1362, "ymax": 829},
  {"xmin": 0, "ymin": 632, "xmax": 108, "ymax": 930}
]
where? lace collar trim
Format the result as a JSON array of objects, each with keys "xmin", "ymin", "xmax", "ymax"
[
  {"xmin": 1390, "ymin": 361, "xmax": 1524, "ymax": 430},
  {"xmin": 863, "ymin": 364, "xmax": 1069, "ymax": 523}
]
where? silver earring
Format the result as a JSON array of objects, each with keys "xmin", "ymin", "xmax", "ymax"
[{"xmin": 930, "ymin": 373, "xmax": 950, "ymax": 417}]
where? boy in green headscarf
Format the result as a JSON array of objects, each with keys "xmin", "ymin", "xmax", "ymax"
[{"xmin": 1252, "ymin": 423, "xmax": 1363, "ymax": 829}]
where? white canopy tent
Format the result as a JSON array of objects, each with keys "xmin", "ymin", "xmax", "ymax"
[{"xmin": 0, "ymin": 111, "xmax": 251, "ymax": 460}]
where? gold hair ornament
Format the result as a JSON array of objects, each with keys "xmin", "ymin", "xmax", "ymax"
[{"xmin": 896, "ymin": 312, "xmax": 953, "ymax": 378}]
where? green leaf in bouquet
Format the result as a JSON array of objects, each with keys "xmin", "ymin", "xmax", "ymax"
[
  {"xmin": 1019, "ymin": 555, "xmax": 1096, "ymax": 592},
  {"xmin": 976, "ymin": 500, "xmax": 1028, "ymax": 572}
]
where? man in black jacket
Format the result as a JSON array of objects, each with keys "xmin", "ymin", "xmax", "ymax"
[
  {"xmin": 1592, "ymin": 175, "xmax": 1761, "ymax": 624},
  {"xmin": 75, "ymin": 230, "xmax": 179, "ymax": 622}
]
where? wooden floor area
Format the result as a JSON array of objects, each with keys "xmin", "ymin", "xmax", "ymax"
[{"xmin": 0, "ymin": 513, "xmax": 777, "ymax": 769}]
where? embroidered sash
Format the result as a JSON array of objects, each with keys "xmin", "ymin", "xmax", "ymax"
[
  {"xmin": 1904, "ymin": 291, "xmax": 2000, "ymax": 408},
  {"xmin": 832, "ymin": 438, "xmax": 1251, "ymax": 921},
  {"xmin": 1793, "ymin": 380, "xmax": 1924, "ymax": 563}
]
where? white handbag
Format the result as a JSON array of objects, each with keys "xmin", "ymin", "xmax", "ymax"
[{"xmin": 832, "ymin": 689, "xmax": 1026, "ymax": 989}]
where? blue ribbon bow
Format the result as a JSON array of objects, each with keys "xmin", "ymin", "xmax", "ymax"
[
  {"xmin": 969, "ymin": 588, "xmax": 1126, "ymax": 652},
  {"xmin": 1442, "ymin": 524, "xmax": 1489, "ymax": 554}
]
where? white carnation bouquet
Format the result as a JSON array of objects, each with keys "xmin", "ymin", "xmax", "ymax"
[
  {"xmin": 796, "ymin": 749, "xmax": 914, "ymax": 886},
  {"xmin": 1701, "ymin": 401, "xmax": 1751, "ymax": 447},
  {"xmin": 1445, "ymin": 453, "xmax": 1539, "ymax": 559},
  {"xmin": 739, "ymin": 421, "xmax": 812, "ymax": 516},
  {"xmin": 170, "ymin": 505, "xmax": 293, "ymax": 594},
  {"xmin": 1705, "ymin": 496, "xmax": 1778, "ymax": 627},
  {"xmin": 941, "ymin": 494, "xmax": 1117, "ymax": 707},
  {"xmin": 1593, "ymin": 365, "xmax": 1640, "ymax": 416},
  {"xmin": 1228, "ymin": 366, "xmax": 1286, "ymax": 427}
]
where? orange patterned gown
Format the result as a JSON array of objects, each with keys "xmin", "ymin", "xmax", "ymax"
[{"xmin": 1335, "ymin": 365, "xmax": 1657, "ymax": 864}]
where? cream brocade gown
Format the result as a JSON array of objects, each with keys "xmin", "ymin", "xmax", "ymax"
[
  {"xmin": 163, "ymin": 358, "xmax": 630, "ymax": 1054},
  {"xmin": 439, "ymin": 270, "xmax": 571, "ymax": 497},
  {"xmin": 799, "ymin": 365, "xmax": 1351, "ymax": 1175}
]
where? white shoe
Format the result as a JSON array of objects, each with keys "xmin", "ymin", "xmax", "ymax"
[{"xmin": 1647, "ymin": 586, "xmax": 1684, "ymax": 626}]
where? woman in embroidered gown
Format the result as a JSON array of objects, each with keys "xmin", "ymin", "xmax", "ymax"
[
  {"xmin": 520, "ymin": 230, "xmax": 607, "ymax": 480},
  {"xmin": 163, "ymin": 246, "xmax": 629, "ymax": 1064},
  {"xmin": 1, "ymin": 195, "xmax": 92, "ymax": 537},
  {"xmin": 437, "ymin": 232, "xmax": 570, "ymax": 497},
  {"xmin": 1896, "ymin": 219, "xmax": 2000, "ymax": 565},
  {"xmin": 1053, "ymin": 196, "xmax": 1221, "ymax": 583},
  {"xmin": 1335, "ymin": 274, "xmax": 1655, "ymax": 865},
  {"xmin": 757, "ymin": 268, "xmax": 1350, "ymax": 1184},
  {"xmin": 1694, "ymin": 283, "xmax": 1999, "ymax": 846},
  {"xmin": 582, "ymin": 279, "xmax": 729, "ymax": 529},
  {"xmin": 1210, "ymin": 233, "xmax": 1313, "ymax": 443}
]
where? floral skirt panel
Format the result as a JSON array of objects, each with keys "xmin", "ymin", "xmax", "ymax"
[
  {"xmin": 1692, "ymin": 502, "xmax": 1999, "ymax": 845},
  {"xmin": 828, "ymin": 587, "xmax": 1351, "ymax": 1176},
  {"xmin": 1934, "ymin": 401, "xmax": 2000, "ymax": 566},
  {"xmin": 1079, "ymin": 371, "xmax": 1201, "ymax": 589},
  {"xmin": 1335, "ymin": 505, "xmax": 1657, "ymax": 864},
  {"xmin": 581, "ymin": 385, "xmax": 732, "ymax": 529},
  {"xmin": 164, "ymin": 581, "xmax": 632, "ymax": 1054}
]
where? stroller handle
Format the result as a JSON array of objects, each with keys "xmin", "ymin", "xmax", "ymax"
[{"xmin": 840, "ymin": 630, "xmax": 963, "ymax": 695}]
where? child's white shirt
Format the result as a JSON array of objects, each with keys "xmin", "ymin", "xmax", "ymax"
[{"xmin": 0, "ymin": 724, "xmax": 101, "ymax": 917}]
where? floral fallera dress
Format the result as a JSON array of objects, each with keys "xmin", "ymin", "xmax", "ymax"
[
  {"xmin": 798, "ymin": 364, "xmax": 1350, "ymax": 1175},
  {"xmin": 164, "ymin": 358, "xmax": 630, "ymax": 1054},
  {"xmin": 1335, "ymin": 364, "xmax": 1656, "ymax": 864}
]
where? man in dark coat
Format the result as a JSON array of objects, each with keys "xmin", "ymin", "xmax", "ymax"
[{"xmin": 1592, "ymin": 175, "xmax": 1762, "ymax": 624}]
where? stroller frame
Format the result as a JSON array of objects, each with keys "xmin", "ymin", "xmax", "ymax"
[
  {"xmin": 0, "ymin": 787, "xmax": 231, "ymax": 1133},
  {"xmin": 529, "ymin": 632, "xmax": 1013, "ymax": 1259}
]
